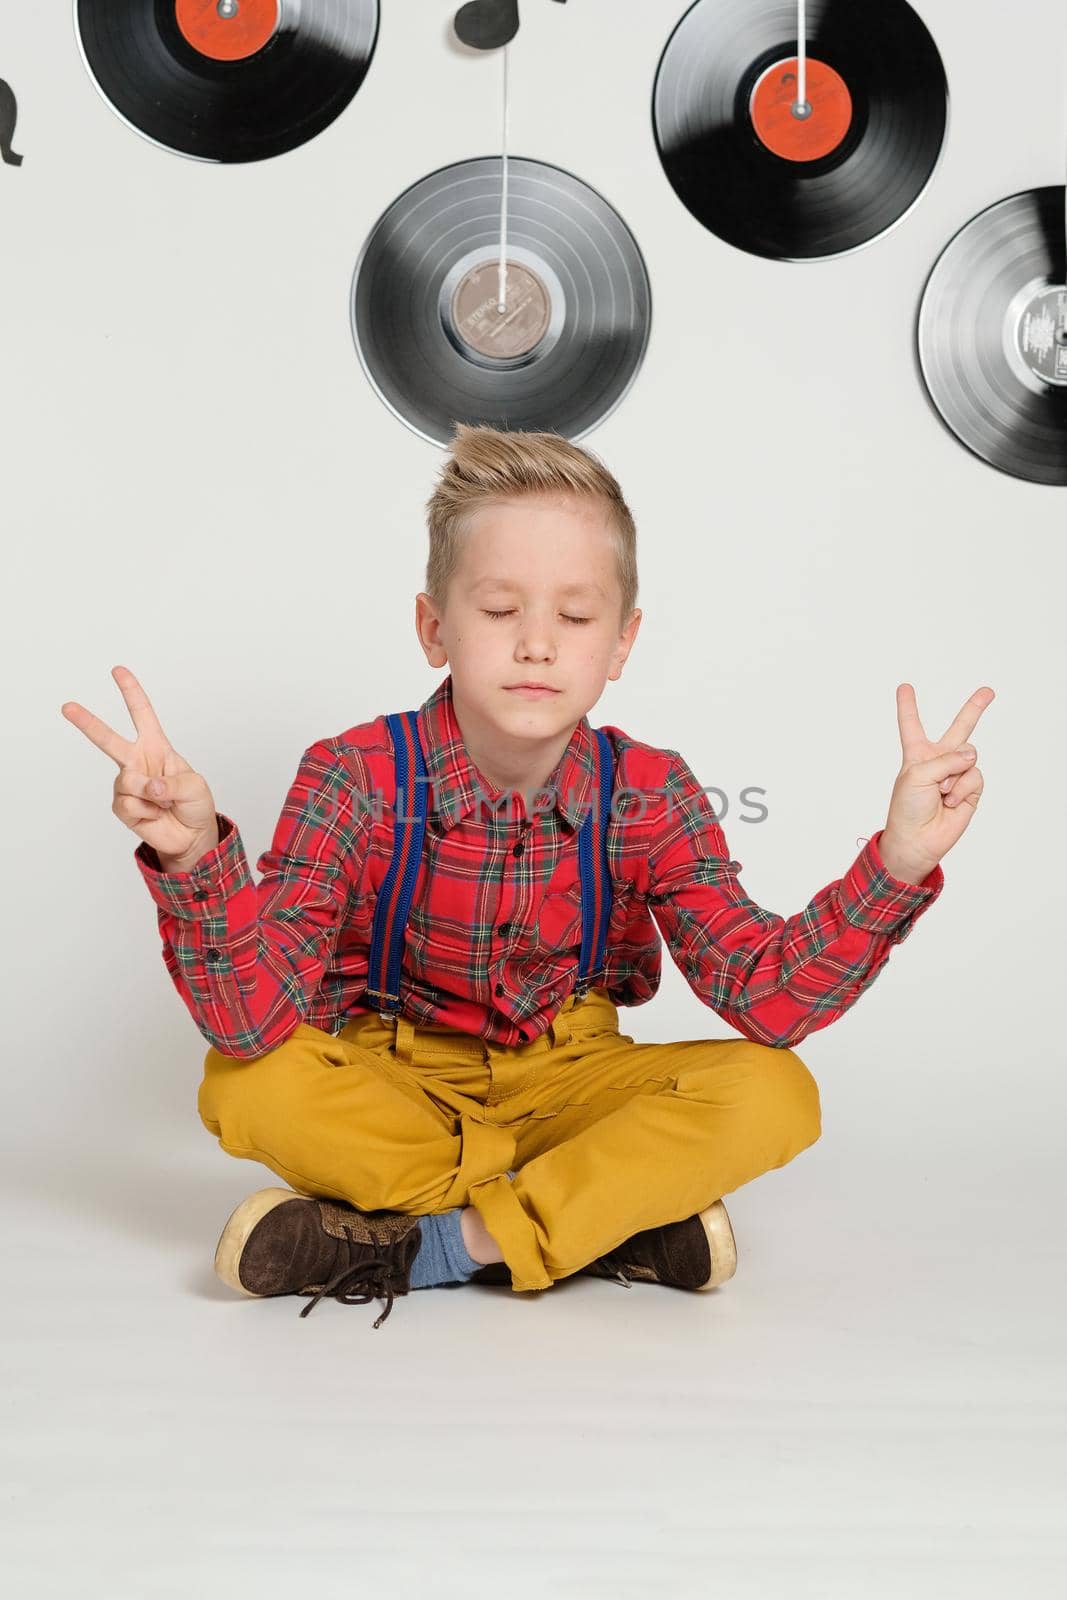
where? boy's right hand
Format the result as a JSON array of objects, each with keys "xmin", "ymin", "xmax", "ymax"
[{"xmin": 61, "ymin": 665, "xmax": 220, "ymax": 870}]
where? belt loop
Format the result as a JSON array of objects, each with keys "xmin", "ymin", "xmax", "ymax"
[
  {"xmin": 394, "ymin": 1015, "xmax": 416, "ymax": 1065},
  {"xmin": 548, "ymin": 1008, "xmax": 572, "ymax": 1049}
]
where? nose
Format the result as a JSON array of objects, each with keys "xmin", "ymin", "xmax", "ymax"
[{"xmin": 515, "ymin": 612, "xmax": 559, "ymax": 660}]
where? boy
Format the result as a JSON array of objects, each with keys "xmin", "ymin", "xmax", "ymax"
[{"xmin": 61, "ymin": 424, "xmax": 991, "ymax": 1330}]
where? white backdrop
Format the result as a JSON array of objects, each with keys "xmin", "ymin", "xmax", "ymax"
[{"xmin": 5, "ymin": 3, "xmax": 1066, "ymax": 1595}]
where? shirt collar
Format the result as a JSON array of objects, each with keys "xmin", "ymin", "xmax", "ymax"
[{"xmin": 416, "ymin": 673, "xmax": 595, "ymax": 833}]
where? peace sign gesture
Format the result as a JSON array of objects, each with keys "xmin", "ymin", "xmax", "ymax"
[
  {"xmin": 61, "ymin": 666, "xmax": 220, "ymax": 870},
  {"xmin": 877, "ymin": 683, "xmax": 995, "ymax": 884}
]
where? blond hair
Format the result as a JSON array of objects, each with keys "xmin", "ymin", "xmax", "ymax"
[{"xmin": 424, "ymin": 423, "xmax": 638, "ymax": 627}]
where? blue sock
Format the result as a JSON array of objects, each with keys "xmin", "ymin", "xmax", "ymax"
[
  {"xmin": 408, "ymin": 1172, "xmax": 517, "ymax": 1290},
  {"xmin": 409, "ymin": 1208, "xmax": 483, "ymax": 1289}
]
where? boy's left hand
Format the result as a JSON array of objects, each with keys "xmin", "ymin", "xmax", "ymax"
[{"xmin": 878, "ymin": 683, "xmax": 995, "ymax": 884}]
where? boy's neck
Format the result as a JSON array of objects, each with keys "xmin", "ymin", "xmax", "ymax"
[{"xmin": 450, "ymin": 690, "xmax": 578, "ymax": 814}]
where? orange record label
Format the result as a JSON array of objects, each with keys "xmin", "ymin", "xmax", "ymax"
[
  {"xmin": 174, "ymin": 0, "xmax": 280, "ymax": 63},
  {"xmin": 749, "ymin": 56, "xmax": 852, "ymax": 163}
]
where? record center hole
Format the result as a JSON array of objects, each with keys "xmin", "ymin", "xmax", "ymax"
[
  {"xmin": 792, "ymin": 101, "xmax": 813, "ymax": 119},
  {"xmin": 218, "ymin": 0, "xmax": 238, "ymax": 16}
]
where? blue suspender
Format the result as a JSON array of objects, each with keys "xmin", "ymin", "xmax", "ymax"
[
  {"xmin": 365, "ymin": 712, "xmax": 430, "ymax": 1023},
  {"xmin": 573, "ymin": 727, "xmax": 615, "ymax": 1002},
  {"xmin": 367, "ymin": 713, "xmax": 617, "ymax": 1024},
  {"xmin": 365, "ymin": 710, "xmax": 614, "ymax": 1024}
]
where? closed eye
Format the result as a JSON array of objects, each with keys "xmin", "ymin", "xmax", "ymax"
[{"xmin": 483, "ymin": 609, "xmax": 592, "ymax": 624}]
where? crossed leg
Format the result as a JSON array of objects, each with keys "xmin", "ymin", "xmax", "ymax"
[{"xmin": 465, "ymin": 1032, "xmax": 823, "ymax": 1289}]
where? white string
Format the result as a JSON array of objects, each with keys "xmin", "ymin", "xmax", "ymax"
[
  {"xmin": 498, "ymin": 42, "xmax": 510, "ymax": 314},
  {"xmin": 795, "ymin": 0, "xmax": 809, "ymax": 119}
]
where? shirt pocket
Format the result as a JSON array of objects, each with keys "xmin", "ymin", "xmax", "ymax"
[
  {"xmin": 534, "ymin": 876, "xmax": 634, "ymax": 954},
  {"xmin": 534, "ymin": 881, "xmax": 584, "ymax": 951}
]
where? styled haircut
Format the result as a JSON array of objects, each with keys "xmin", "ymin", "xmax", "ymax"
[{"xmin": 424, "ymin": 423, "xmax": 638, "ymax": 628}]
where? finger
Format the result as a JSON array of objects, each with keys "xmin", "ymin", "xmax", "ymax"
[
  {"xmin": 61, "ymin": 700, "xmax": 132, "ymax": 766},
  {"xmin": 115, "ymin": 767, "xmax": 201, "ymax": 809},
  {"xmin": 111, "ymin": 665, "xmax": 169, "ymax": 746},
  {"xmin": 113, "ymin": 790, "xmax": 167, "ymax": 828},
  {"xmin": 895, "ymin": 683, "xmax": 928, "ymax": 760},
  {"xmin": 115, "ymin": 765, "xmax": 173, "ymax": 809},
  {"xmin": 918, "ymin": 745, "xmax": 978, "ymax": 784},
  {"xmin": 937, "ymin": 686, "xmax": 995, "ymax": 751},
  {"xmin": 944, "ymin": 768, "xmax": 984, "ymax": 808},
  {"xmin": 939, "ymin": 747, "xmax": 978, "ymax": 792},
  {"xmin": 116, "ymin": 767, "xmax": 205, "ymax": 809}
]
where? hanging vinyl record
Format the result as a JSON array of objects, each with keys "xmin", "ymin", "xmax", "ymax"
[
  {"xmin": 652, "ymin": 0, "xmax": 948, "ymax": 261},
  {"xmin": 74, "ymin": 0, "xmax": 379, "ymax": 163},
  {"xmin": 349, "ymin": 156, "xmax": 652, "ymax": 445},
  {"xmin": 917, "ymin": 187, "xmax": 1067, "ymax": 487}
]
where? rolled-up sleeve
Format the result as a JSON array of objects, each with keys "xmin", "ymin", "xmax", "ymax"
[
  {"xmin": 642, "ymin": 753, "xmax": 944, "ymax": 1048},
  {"xmin": 135, "ymin": 741, "xmax": 373, "ymax": 1058}
]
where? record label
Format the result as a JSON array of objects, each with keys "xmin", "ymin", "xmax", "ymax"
[
  {"xmin": 451, "ymin": 262, "xmax": 553, "ymax": 361},
  {"xmin": 174, "ymin": 0, "xmax": 278, "ymax": 62},
  {"xmin": 1015, "ymin": 287, "xmax": 1067, "ymax": 386},
  {"xmin": 749, "ymin": 57, "xmax": 852, "ymax": 163}
]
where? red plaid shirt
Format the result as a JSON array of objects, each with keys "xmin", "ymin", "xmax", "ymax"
[{"xmin": 135, "ymin": 672, "xmax": 944, "ymax": 1057}]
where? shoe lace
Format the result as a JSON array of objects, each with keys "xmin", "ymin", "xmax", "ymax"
[
  {"xmin": 598, "ymin": 1251, "xmax": 634, "ymax": 1288},
  {"xmin": 297, "ymin": 1251, "xmax": 405, "ymax": 1328}
]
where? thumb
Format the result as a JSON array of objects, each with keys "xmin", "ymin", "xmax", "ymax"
[
  {"xmin": 920, "ymin": 745, "xmax": 977, "ymax": 783},
  {"xmin": 143, "ymin": 769, "xmax": 213, "ymax": 810}
]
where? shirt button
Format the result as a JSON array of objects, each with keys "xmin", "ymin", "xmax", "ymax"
[
  {"xmin": 193, "ymin": 889, "xmax": 208, "ymax": 901},
  {"xmin": 205, "ymin": 948, "xmax": 221, "ymax": 962},
  {"xmin": 497, "ymin": 922, "xmax": 511, "ymax": 936},
  {"xmin": 518, "ymin": 1030, "xmax": 529, "ymax": 1042},
  {"xmin": 512, "ymin": 841, "xmax": 525, "ymax": 857},
  {"xmin": 495, "ymin": 982, "xmax": 505, "ymax": 996}
]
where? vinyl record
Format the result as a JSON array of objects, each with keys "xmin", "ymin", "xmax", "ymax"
[
  {"xmin": 653, "ymin": 0, "xmax": 948, "ymax": 261},
  {"xmin": 350, "ymin": 156, "xmax": 652, "ymax": 445},
  {"xmin": 74, "ymin": 0, "xmax": 379, "ymax": 163},
  {"xmin": 917, "ymin": 187, "xmax": 1067, "ymax": 486}
]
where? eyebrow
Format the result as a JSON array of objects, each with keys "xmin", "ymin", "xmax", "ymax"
[{"xmin": 470, "ymin": 576, "xmax": 606, "ymax": 597}]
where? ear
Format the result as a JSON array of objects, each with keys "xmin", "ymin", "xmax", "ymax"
[
  {"xmin": 608, "ymin": 608, "xmax": 642, "ymax": 679},
  {"xmin": 415, "ymin": 592, "xmax": 448, "ymax": 667}
]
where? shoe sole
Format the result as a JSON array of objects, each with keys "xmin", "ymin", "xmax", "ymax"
[
  {"xmin": 697, "ymin": 1199, "xmax": 738, "ymax": 1290},
  {"xmin": 213, "ymin": 1187, "xmax": 305, "ymax": 1298}
]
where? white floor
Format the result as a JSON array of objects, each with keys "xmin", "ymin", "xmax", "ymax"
[{"xmin": 3, "ymin": 1127, "xmax": 1064, "ymax": 1599}]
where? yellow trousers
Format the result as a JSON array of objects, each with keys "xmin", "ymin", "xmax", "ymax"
[{"xmin": 197, "ymin": 987, "xmax": 822, "ymax": 1292}]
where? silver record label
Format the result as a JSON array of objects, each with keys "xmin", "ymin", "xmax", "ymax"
[{"xmin": 1014, "ymin": 285, "xmax": 1067, "ymax": 386}]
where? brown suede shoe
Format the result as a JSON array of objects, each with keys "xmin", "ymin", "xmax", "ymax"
[
  {"xmin": 578, "ymin": 1199, "xmax": 738, "ymax": 1292},
  {"xmin": 468, "ymin": 1261, "xmax": 513, "ymax": 1287},
  {"xmin": 471, "ymin": 1200, "xmax": 738, "ymax": 1293},
  {"xmin": 213, "ymin": 1187, "xmax": 423, "ymax": 1328}
]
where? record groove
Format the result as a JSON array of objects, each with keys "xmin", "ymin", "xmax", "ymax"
[
  {"xmin": 918, "ymin": 186, "xmax": 1067, "ymax": 486},
  {"xmin": 653, "ymin": 0, "xmax": 948, "ymax": 261},
  {"xmin": 350, "ymin": 157, "xmax": 652, "ymax": 445},
  {"xmin": 75, "ymin": 0, "xmax": 379, "ymax": 162}
]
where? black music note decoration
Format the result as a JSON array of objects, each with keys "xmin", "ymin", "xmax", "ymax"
[
  {"xmin": 453, "ymin": 0, "xmax": 567, "ymax": 52},
  {"xmin": 0, "ymin": 79, "xmax": 24, "ymax": 167}
]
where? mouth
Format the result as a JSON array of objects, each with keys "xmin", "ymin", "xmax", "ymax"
[{"xmin": 504, "ymin": 684, "xmax": 561, "ymax": 699}]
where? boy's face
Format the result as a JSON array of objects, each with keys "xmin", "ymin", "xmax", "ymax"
[{"xmin": 416, "ymin": 490, "xmax": 642, "ymax": 755}]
